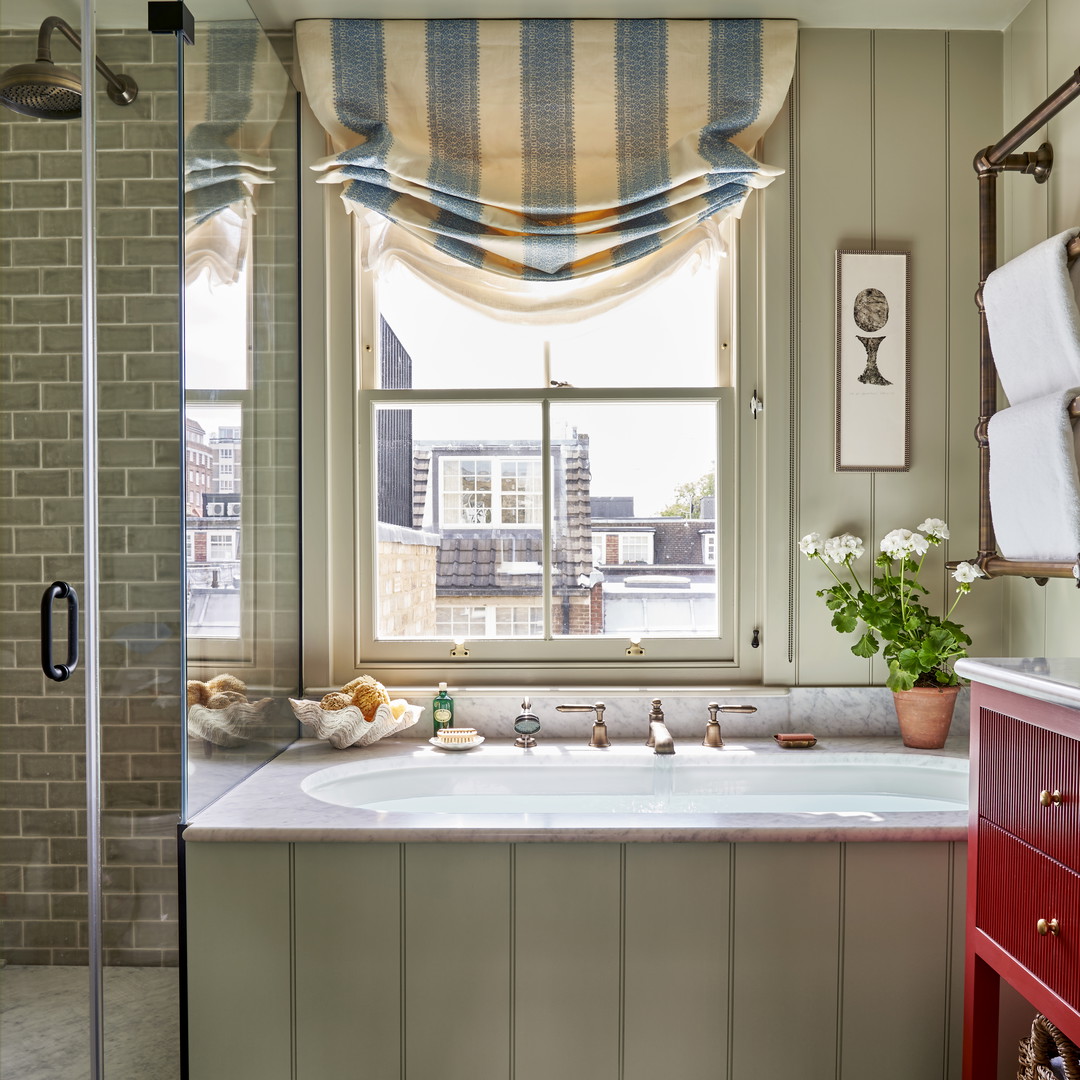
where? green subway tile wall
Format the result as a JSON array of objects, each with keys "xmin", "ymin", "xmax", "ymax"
[{"xmin": 0, "ymin": 28, "xmax": 182, "ymax": 967}]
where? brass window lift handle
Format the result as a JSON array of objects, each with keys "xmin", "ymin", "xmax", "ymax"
[
  {"xmin": 556, "ymin": 702, "xmax": 609, "ymax": 748},
  {"xmin": 1039, "ymin": 789, "xmax": 1064, "ymax": 807},
  {"xmin": 1037, "ymin": 918, "xmax": 1061, "ymax": 937}
]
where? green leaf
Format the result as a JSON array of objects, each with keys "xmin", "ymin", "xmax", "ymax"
[
  {"xmin": 832, "ymin": 610, "xmax": 858, "ymax": 634},
  {"xmin": 896, "ymin": 647, "xmax": 922, "ymax": 673},
  {"xmin": 887, "ymin": 660, "xmax": 916, "ymax": 692},
  {"xmin": 851, "ymin": 631, "xmax": 879, "ymax": 658}
]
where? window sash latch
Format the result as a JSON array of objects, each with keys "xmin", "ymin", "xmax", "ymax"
[{"xmin": 750, "ymin": 391, "xmax": 763, "ymax": 419}]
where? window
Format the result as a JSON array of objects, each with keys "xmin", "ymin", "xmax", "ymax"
[
  {"xmin": 435, "ymin": 603, "xmax": 543, "ymax": 638},
  {"xmin": 348, "ymin": 214, "xmax": 742, "ymax": 681},
  {"xmin": 702, "ymin": 532, "xmax": 716, "ymax": 565},
  {"xmin": 616, "ymin": 533, "xmax": 653, "ymax": 566},
  {"xmin": 209, "ymin": 533, "xmax": 235, "ymax": 561},
  {"xmin": 439, "ymin": 457, "xmax": 541, "ymax": 528}
]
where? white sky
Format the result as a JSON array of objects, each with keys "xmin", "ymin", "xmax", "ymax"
[{"xmin": 380, "ymin": 255, "xmax": 723, "ymax": 516}]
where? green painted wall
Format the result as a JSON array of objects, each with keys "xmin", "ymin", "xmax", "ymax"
[{"xmin": 761, "ymin": 29, "xmax": 1006, "ymax": 685}]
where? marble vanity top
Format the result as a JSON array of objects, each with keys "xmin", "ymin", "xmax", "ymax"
[
  {"xmin": 956, "ymin": 657, "xmax": 1080, "ymax": 710},
  {"xmin": 183, "ymin": 735, "xmax": 968, "ymax": 844}
]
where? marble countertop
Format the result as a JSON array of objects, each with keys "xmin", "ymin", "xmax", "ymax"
[
  {"xmin": 183, "ymin": 735, "xmax": 969, "ymax": 844},
  {"xmin": 956, "ymin": 657, "xmax": 1080, "ymax": 710}
]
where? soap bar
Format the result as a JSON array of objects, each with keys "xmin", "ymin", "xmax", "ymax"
[{"xmin": 774, "ymin": 733, "xmax": 817, "ymax": 748}]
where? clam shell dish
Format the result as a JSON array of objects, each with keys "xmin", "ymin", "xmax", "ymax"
[{"xmin": 289, "ymin": 698, "xmax": 423, "ymax": 749}]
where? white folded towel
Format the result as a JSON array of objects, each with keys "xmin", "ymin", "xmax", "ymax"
[
  {"xmin": 989, "ymin": 387, "xmax": 1080, "ymax": 561},
  {"xmin": 984, "ymin": 227, "xmax": 1080, "ymax": 405}
]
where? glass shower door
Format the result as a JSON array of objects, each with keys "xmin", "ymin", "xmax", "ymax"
[{"xmin": 0, "ymin": 3, "xmax": 184, "ymax": 1077}]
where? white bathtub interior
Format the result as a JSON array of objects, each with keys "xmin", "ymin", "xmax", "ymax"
[{"xmin": 300, "ymin": 743, "xmax": 968, "ymax": 814}]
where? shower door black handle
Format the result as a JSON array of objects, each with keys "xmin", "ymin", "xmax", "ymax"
[{"xmin": 41, "ymin": 580, "xmax": 79, "ymax": 682}]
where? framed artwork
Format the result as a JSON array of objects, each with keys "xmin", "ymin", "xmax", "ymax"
[{"xmin": 834, "ymin": 249, "xmax": 910, "ymax": 471}]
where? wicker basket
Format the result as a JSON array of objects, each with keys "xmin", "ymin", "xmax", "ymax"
[{"xmin": 1018, "ymin": 1015, "xmax": 1080, "ymax": 1080}]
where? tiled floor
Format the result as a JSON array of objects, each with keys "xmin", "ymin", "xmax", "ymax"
[{"xmin": 0, "ymin": 966, "xmax": 180, "ymax": 1080}]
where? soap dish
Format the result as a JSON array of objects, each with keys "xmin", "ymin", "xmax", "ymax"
[
  {"xmin": 430, "ymin": 734, "xmax": 484, "ymax": 751},
  {"xmin": 774, "ymin": 733, "xmax": 817, "ymax": 749}
]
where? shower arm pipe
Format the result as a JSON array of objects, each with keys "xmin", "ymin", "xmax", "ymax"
[
  {"xmin": 968, "ymin": 66, "xmax": 1080, "ymax": 582},
  {"xmin": 37, "ymin": 15, "xmax": 132, "ymax": 101}
]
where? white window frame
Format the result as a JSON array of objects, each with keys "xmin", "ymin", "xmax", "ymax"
[
  {"xmin": 702, "ymin": 532, "xmax": 716, "ymax": 565},
  {"xmin": 357, "ymin": 385, "xmax": 735, "ymax": 676},
  {"xmin": 319, "ymin": 211, "xmax": 759, "ymax": 688},
  {"xmin": 209, "ymin": 533, "xmax": 235, "ymax": 561},
  {"xmin": 616, "ymin": 532, "xmax": 654, "ymax": 566}
]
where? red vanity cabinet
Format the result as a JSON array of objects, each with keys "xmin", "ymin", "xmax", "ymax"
[{"xmin": 964, "ymin": 680, "xmax": 1080, "ymax": 1079}]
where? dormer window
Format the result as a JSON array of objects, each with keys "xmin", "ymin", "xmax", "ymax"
[{"xmin": 438, "ymin": 457, "xmax": 541, "ymax": 528}]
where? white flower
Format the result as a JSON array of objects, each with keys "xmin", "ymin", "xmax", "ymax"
[
  {"xmin": 880, "ymin": 528, "xmax": 929, "ymax": 559},
  {"xmin": 823, "ymin": 533, "xmax": 865, "ymax": 565},
  {"xmin": 917, "ymin": 518, "xmax": 950, "ymax": 541},
  {"xmin": 952, "ymin": 561, "xmax": 984, "ymax": 584},
  {"xmin": 799, "ymin": 532, "xmax": 823, "ymax": 557}
]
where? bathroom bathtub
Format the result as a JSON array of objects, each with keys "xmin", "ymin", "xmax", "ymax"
[
  {"xmin": 184, "ymin": 734, "xmax": 968, "ymax": 842},
  {"xmin": 184, "ymin": 735, "xmax": 969, "ymax": 1080}
]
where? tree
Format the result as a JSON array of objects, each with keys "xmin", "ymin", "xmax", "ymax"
[{"xmin": 659, "ymin": 468, "xmax": 715, "ymax": 518}]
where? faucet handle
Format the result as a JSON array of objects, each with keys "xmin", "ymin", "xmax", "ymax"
[
  {"xmin": 704, "ymin": 702, "xmax": 757, "ymax": 748},
  {"xmin": 704, "ymin": 702, "xmax": 724, "ymax": 748},
  {"xmin": 556, "ymin": 702, "xmax": 609, "ymax": 748}
]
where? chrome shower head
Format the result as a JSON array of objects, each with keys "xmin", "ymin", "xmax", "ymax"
[{"xmin": 0, "ymin": 16, "xmax": 138, "ymax": 120}]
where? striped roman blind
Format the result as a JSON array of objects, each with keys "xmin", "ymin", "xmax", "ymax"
[{"xmin": 296, "ymin": 18, "xmax": 796, "ymax": 280}]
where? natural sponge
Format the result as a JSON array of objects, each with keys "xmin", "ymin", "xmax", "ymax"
[
  {"xmin": 207, "ymin": 691, "xmax": 246, "ymax": 710},
  {"xmin": 187, "ymin": 680, "xmax": 210, "ymax": 707},
  {"xmin": 320, "ymin": 692, "xmax": 351, "ymax": 711},
  {"xmin": 345, "ymin": 675, "xmax": 391, "ymax": 721},
  {"xmin": 207, "ymin": 674, "xmax": 247, "ymax": 697}
]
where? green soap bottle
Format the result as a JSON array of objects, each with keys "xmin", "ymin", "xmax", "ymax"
[{"xmin": 432, "ymin": 682, "xmax": 454, "ymax": 736}]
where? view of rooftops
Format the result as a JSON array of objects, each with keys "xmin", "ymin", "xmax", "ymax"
[
  {"xmin": 372, "ymin": 333, "xmax": 719, "ymax": 640},
  {"xmin": 185, "ymin": 407, "xmax": 243, "ymax": 640}
]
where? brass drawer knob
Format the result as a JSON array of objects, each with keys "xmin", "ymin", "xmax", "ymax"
[
  {"xmin": 1039, "ymin": 789, "xmax": 1064, "ymax": 807},
  {"xmin": 1037, "ymin": 918, "xmax": 1061, "ymax": 937}
]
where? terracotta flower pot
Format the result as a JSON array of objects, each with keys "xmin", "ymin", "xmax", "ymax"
[{"xmin": 891, "ymin": 684, "xmax": 960, "ymax": 749}]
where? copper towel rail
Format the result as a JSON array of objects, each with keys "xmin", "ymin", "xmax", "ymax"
[{"xmin": 967, "ymin": 66, "xmax": 1080, "ymax": 584}]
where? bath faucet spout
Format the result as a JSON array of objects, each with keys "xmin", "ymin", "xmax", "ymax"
[{"xmin": 646, "ymin": 699, "xmax": 675, "ymax": 755}]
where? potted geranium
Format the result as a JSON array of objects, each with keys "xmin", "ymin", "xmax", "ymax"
[{"xmin": 799, "ymin": 518, "xmax": 984, "ymax": 748}]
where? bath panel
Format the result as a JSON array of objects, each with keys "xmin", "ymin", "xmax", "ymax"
[{"xmin": 185, "ymin": 839, "xmax": 964, "ymax": 1079}]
